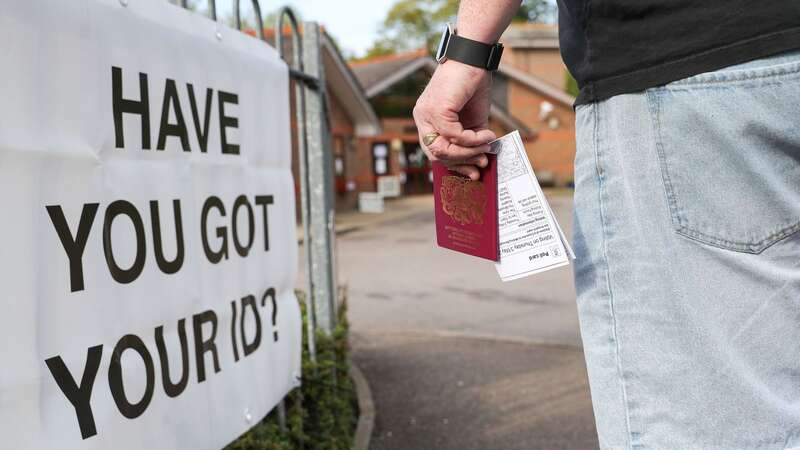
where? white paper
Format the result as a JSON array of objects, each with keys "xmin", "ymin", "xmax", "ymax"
[
  {"xmin": 0, "ymin": 1, "xmax": 301, "ymax": 448},
  {"xmin": 492, "ymin": 131, "xmax": 574, "ymax": 281}
]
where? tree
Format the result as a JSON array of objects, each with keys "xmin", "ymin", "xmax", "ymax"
[
  {"xmin": 361, "ymin": 0, "xmax": 456, "ymax": 59},
  {"xmin": 514, "ymin": 0, "xmax": 556, "ymax": 22},
  {"xmin": 361, "ymin": 0, "xmax": 555, "ymax": 59}
]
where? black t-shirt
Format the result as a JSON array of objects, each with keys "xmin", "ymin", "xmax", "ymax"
[{"xmin": 557, "ymin": 0, "xmax": 800, "ymax": 104}]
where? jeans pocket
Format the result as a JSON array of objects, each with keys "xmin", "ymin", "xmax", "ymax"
[{"xmin": 646, "ymin": 60, "xmax": 800, "ymax": 253}]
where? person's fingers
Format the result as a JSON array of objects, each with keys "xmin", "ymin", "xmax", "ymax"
[
  {"xmin": 429, "ymin": 114, "xmax": 496, "ymax": 147},
  {"xmin": 427, "ymin": 139, "xmax": 490, "ymax": 162},
  {"xmin": 453, "ymin": 128, "xmax": 496, "ymax": 147},
  {"xmin": 440, "ymin": 153, "xmax": 488, "ymax": 169},
  {"xmin": 414, "ymin": 113, "xmax": 442, "ymax": 161},
  {"xmin": 465, "ymin": 153, "xmax": 489, "ymax": 168},
  {"xmin": 414, "ymin": 102, "xmax": 494, "ymax": 163},
  {"xmin": 447, "ymin": 164, "xmax": 481, "ymax": 181}
]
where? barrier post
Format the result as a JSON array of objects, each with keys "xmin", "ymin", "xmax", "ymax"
[
  {"xmin": 275, "ymin": 7, "xmax": 319, "ymax": 364},
  {"xmin": 301, "ymin": 22, "xmax": 338, "ymax": 335}
]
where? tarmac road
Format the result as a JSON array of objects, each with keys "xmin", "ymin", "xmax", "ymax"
[
  {"xmin": 333, "ymin": 193, "xmax": 599, "ymax": 449},
  {"xmin": 352, "ymin": 333, "xmax": 599, "ymax": 450},
  {"xmin": 339, "ymin": 194, "xmax": 581, "ymax": 347}
]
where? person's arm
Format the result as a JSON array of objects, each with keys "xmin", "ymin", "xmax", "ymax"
[
  {"xmin": 413, "ymin": 0, "xmax": 521, "ymax": 180},
  {"xmin": 456, "ymin": 0, "xmax": 520, "ymax": 43}
]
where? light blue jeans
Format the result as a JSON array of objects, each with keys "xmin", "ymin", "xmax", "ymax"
[{"xmin": 573, "ymin": 51, "xmax": 800, "ymax": 449}]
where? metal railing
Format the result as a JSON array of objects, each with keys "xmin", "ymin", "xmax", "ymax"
[{"xmin": 179, "ymin": 0, "xmax": 217, "ymax": 20}]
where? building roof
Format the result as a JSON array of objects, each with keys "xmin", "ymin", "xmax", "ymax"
[
  {"xmin": 257, "ymin": 26, "xmax": 382, "ymax": 137},
  {"xmin": 500, "ymin": 23, "xmax": 559, "ymax": 49},
  {"xmin": 350, "ymin": 49, "xmax": 429, "ymax": 96},
  {"xmin": 351, "ymin": 52, "xmax": 538, "ymax": 137},
  {"xmin": 498, "ymin": 63, "xmax": 575, "ymax": 108},
  {"xmin": 489, "ymin": 105, "xmax": 534, "ymax": 137},
  {"xmin": 319, "ymin": 33, "xmax": 381, "ymax": 136},
  {"xmin": 350, "ymin": 50, "xmax": 575, "ymax": 130}
]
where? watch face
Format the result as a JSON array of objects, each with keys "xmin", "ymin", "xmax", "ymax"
[{"xmin": 436, "ymin": 24, "xmax": 451, "ymax": 62}]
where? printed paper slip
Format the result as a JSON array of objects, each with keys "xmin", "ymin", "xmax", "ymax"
[{"xmin": 490, "ymin": 131, "xmax": 575, "ymax": 281}]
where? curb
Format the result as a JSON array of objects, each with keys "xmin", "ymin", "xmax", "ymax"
[
  {"xmin": 349, "ymin": 359, "xmax": 375, "ymax": 450},
  {"xmin": 352, "ymin": 328, "xmax": 584, "ymax": 351},
  {"xmin": 297, "ymin": 224, "xmax": 362, "ymax": 244}
]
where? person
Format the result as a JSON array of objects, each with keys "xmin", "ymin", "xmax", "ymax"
[{"xmin": 413, "ymin": 1, "xmax": 800, "ymax": 448}]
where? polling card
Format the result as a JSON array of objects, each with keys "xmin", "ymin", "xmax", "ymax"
[{"xmin": 491, "ymin": 131, "xmax": 575, "ymax": 282}]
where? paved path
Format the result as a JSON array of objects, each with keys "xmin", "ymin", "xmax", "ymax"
[
  {"xmin": 353, "ymin": 332, "xmax": 598, "ymax": 450},
  {"xmin": 325, "ymin": 193, "xmax": 598, "ymax": 449},
  {"xmin": 339, "ymin": 193, "xmax": 580, "ymax": 346}
]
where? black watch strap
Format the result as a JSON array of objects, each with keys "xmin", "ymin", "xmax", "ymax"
[{"xmin": 447, "ymin": 34, "xmax": 504, "ymax": 71}]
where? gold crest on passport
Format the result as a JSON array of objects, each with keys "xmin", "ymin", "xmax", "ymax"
[{"xmin": 440, "ymin": 176, "xmax": 487, "ymax": 226}]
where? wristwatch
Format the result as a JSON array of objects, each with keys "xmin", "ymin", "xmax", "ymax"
[{"xmin": 436, "ymin": 23, "xmax": 504, "ymax": 71}]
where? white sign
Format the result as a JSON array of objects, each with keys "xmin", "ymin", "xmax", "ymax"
[
  {"xmin": 358, "ymin": 192, "xmax": 385, "ymax": 213},
  {"xmin": 491, "ymin": 132, "xmax": 575, "ymax": 281},
  {"xmin": 0, "ymin": 1, "xmax": 302, "ymax": 449},
  {"xmin": 377, "ymin": 176, "xmax": 402, "ymax": 198}
]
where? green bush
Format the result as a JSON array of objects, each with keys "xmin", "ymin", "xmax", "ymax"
[{"xmin": 226, "ymin": 293, "xmax": 357, "ymax": 450}]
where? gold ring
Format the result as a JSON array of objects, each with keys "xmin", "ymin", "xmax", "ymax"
[{"xmin": 422, "ymin": 132, "xmax": 440, "ymax": 147}]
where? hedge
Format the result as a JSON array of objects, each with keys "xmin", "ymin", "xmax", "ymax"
[{"xmin": 226, "ymin": 292, "xmax": 357, "ymax": 450}]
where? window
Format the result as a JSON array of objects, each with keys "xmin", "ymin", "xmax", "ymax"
[{"xmin": 372, "ymin": 143, "xmax": 389, "ymax": 175}]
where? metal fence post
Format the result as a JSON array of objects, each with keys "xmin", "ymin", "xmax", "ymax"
[
  {"xmin": 178, "ymin": 0, "xmax": 216, "ymax": 20},
  {"xmin": 232, "ymin": 0, "xmax": 263, "ymax": 37},
  {"xmin": 301, "ymin": 22, "xmax": 338, "ymax": 335},
  {"xmin": 275, "ymin": 7, "xmax": 319, "ymax": 365}
]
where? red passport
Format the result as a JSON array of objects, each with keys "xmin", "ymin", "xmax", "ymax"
[{"xmin": 432, "ymin": 156, "xmax": 499, "ymax": 261}]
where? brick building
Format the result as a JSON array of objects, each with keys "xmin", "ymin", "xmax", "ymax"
[
  {"xmin": 314, "ymin": 32, "xmax": 383, "ymax": 211},
  {"xmin": 497, "ymin": 23, "xmax": 576, "ymax": 186},
  {"xmin": 263, "ymin": 27, "xmax": 382, "ymax": 212},
  {"xmin": 350, "ymin": 41, "xmax": 576, "ymax": 191},
  {"xmin": 268, "ymin": 23, "xmax": 575, "ymax": 212},
  {"xmin": 501, "ymin": 23, "xmax": 567, "ymax": 90},
  {"xmin": 496, "ymin": 63, "xmax": 575, "ymax": 186},
  {"xmin": 350, "ymin": 51, "xmax": 535, "ymax": 196}
]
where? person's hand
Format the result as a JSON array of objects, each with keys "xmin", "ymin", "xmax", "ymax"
[{"xmin": 413, "ymin": 60, "xmax": 496, "ymax": 180}]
